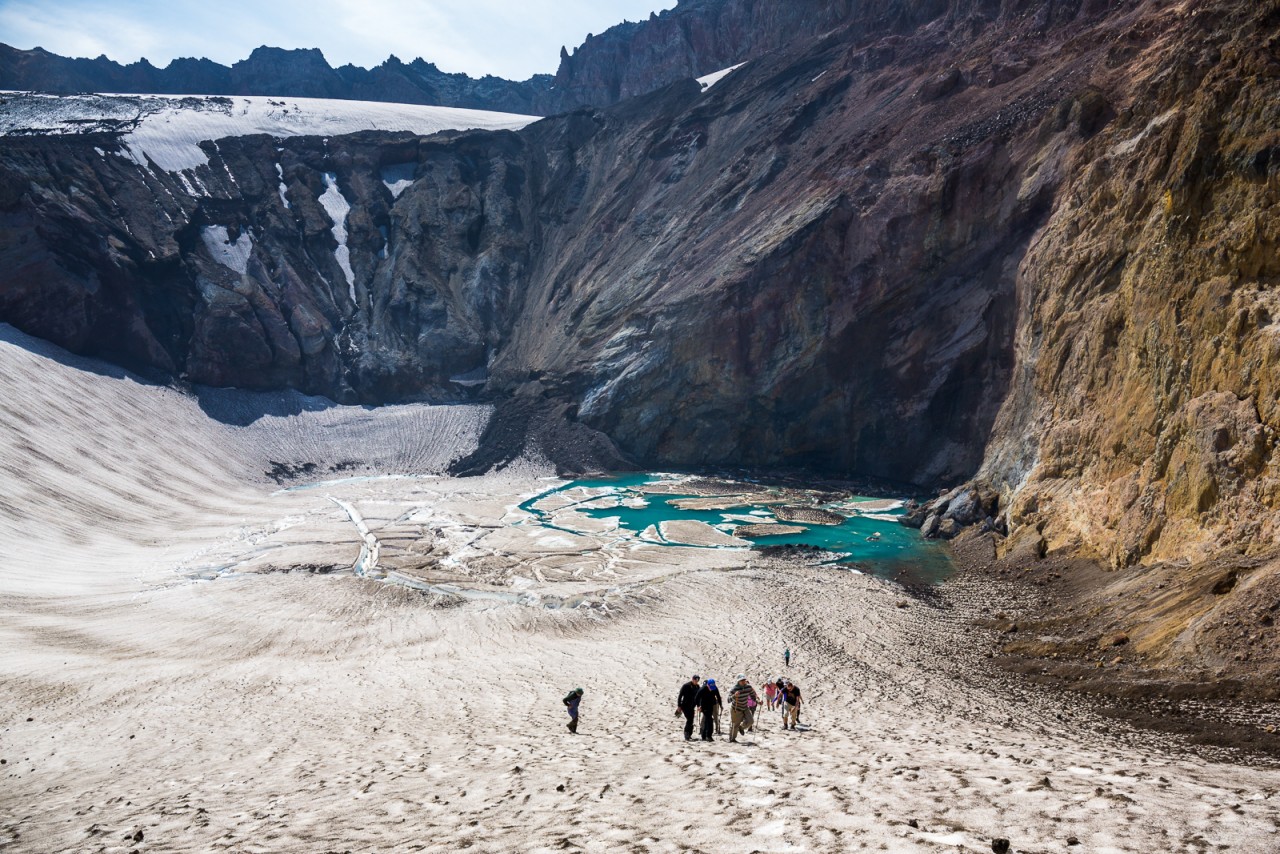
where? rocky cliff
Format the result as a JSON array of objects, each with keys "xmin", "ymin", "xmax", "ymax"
[
  {"xmin": 0, "ymin": 45, "xmax": 552, "ymax": 115},
  {"xmin": 2, "ymin": 0, "xmax": 1277, "ymax": 571}
]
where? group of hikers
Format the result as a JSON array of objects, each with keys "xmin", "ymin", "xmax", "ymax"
[
  {"xmin": 674, "ymin": 673, "xmax": 802, "ymax": 742},
  {"xmin": 562, "ymin": 649, "xmax": 802, "ymax": 741}
]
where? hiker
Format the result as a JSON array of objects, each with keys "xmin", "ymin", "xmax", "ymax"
[
  {"xmin": 727, "ymin": 675, "xmax": 759, "ymax": 743},
  {"xmin": 775, "ymin": 678, "xmax": 786, "ymax": 722},
  {"xmin": 781, "ymin": 680, "xmax": 802, "ymax": 730},
  {"xmin": 563, "ymin": 688, "xmax": 584, "ymax": 734},
  {"xmin": 694, "ymin": 678, "xmax": 722, "ymax": 741},
  {"xmin": 676, "ymin": 675, "xmax": 701, "ymax": 741},
  {"xmin": 707, "ymin": 678, "xmax": 724, "ymax": 735},
  {"xmin": 764, "ymin": 678, "xmax": 779, "ymax": 711},
  {"xmin": 784, "ymin": 647, "xmax": 791, "ymax": 668}
]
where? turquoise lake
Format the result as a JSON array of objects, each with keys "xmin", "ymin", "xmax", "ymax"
[{"xmin": 520, "ymin": 473, "xmax": 953, "ymax": 586}]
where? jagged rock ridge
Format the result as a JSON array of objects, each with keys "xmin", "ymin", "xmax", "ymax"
[
  {"xmin": 0, "ymin": 44, "xmax": 553, "ymax": 116},
  {"xmin": 2, "ymin": 0, "xmax": 1020, "ymax": 117}
]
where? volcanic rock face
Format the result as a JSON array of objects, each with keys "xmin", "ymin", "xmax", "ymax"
[
  {"xmin": 537, "ymin": 0, "xmax": 862, "ymax": 114},
  {"xmin": 978, "ymin": 1, "xmax": 1280, "ymax": 569},
  {"xmin": 1, "ymin": 0, "xmax": 1277, "ymax": 568},
  {"xmin": 0, "ymin": 45, "xmax": 553, "ymax": 116}
]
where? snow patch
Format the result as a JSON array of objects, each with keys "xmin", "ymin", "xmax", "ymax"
[
  {"xmin": 319, "ymin": 172, "xmax": 356, "ymax": 302},
  {"xmin": 698, "ymin": 63, "xmax": 746, "ymax": 91},
  {"xmin": 0, "ymin": 92, "xmax": 537, "ymax": 173},
  {"xmin": 380, "ymin": 162, "xmax": 416, "ymax": 199},
  {"xmin": 200, "ymin": 225, "xmax": 252, "ymax": 274},
  {"xmin": 275, "ymin": 162, "xmax": 290, "ymax": 209}
]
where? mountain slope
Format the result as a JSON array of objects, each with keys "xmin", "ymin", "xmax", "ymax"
[{"xmin": 1, "ymin": 0, "xmax": 1277, "ymax": 570}]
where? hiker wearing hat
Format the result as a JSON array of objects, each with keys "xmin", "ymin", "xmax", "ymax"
[
  {"xmin": 676, "ymin": 675, "xmax": 701, "ymax": 741},
  {"xmin": 563, "ymin": 688, "xmax": 584, "ymax": 734},
  {"xmin": 694, "ymin": 678, "xmax": 722, "ymax": 741},
  {"xmin": 727, "ymin": 675, "xmax": 759, "ymax": 743}
]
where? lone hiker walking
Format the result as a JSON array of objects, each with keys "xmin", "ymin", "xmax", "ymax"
[
  {"xmin": 727, "ymin": 675, "xmax": 759, "ymax": 743},
  {"xmin": 676, "ymin": 675, "xmax": 701, "ymax": 741},
  {"xmin": 784, "ymin": 647, "xmax": 791, "ymax": 668},
  {"xmin": 563, "ymin": 688, "xmax": 584, "ymax": 734}
]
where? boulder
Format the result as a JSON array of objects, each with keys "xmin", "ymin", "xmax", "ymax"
[
  {"xmin": 900, "ymin": 508, "xmax": 928, "ymax": 529},
  {"xmin": 943, "ymin": 488, "xmax": 983, "ymax": 525}
]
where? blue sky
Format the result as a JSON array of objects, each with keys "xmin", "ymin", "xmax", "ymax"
[{"xmin": 0, "ymin": 0, "xmax": 677, "ymax": 79}]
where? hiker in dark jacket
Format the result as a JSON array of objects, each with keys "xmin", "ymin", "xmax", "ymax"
[
  {"xmin": 694, "ymin": 678, "xmax": 723, "ymax": 741},
  {"xmin": 675, "ymin": 675, "xmax": 701, "ymax": 741},
  {"xmin": 781, "ymin": 680, "xmax": 802, "ymax": 729},
  {"xmin": 727, "ymin": 676, "xmax": 759, "ymax": 743},
  {"xmin": 563, "ymin": 688, "xmax": 584, "ymax": 733}
]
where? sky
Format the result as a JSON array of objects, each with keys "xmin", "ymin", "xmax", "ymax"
[{"xmin": 0, "ymin": 0, "xmax": 678, "ymax": 80}]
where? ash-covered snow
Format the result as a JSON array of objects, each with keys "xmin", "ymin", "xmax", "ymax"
[
  {"xmin": 200, "ymin": 225, "xmax": 253, "ymax": 274},
  {"xmin": 318, "ymin": 172, "xmax": 355, "ymax": 300},
  {"xmin": 697, "ymin": 63, "xmax": 746, "ymax": 91},
  {"xmin": 0, "ymin": 92, "xmax": 537, "ymax": 172}
]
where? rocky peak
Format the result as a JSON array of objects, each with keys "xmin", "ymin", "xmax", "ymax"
[{"xmin": 230, "ymin": 47, "xmax": 342, "ymax": 98}]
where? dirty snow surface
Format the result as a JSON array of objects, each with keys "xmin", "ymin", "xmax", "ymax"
[
  {"xmin": 2, "ymin": 323, "xmax": 1279, "ymax": 852},
  {"xmin": 0, "ymin": 91, "xmax": 537, "ymax": 171}
]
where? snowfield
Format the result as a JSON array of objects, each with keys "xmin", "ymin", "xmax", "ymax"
[
  {"xmin": 2, "ymin": 323, "xmax": 1279, "ymax": 852},
  {"xmin": 698, "ymin": 63, "xmax": 747, "ymax": 91},
  {"xmin": 0, "ymin": 91, "xmax": 538, "ymax": 171}
]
